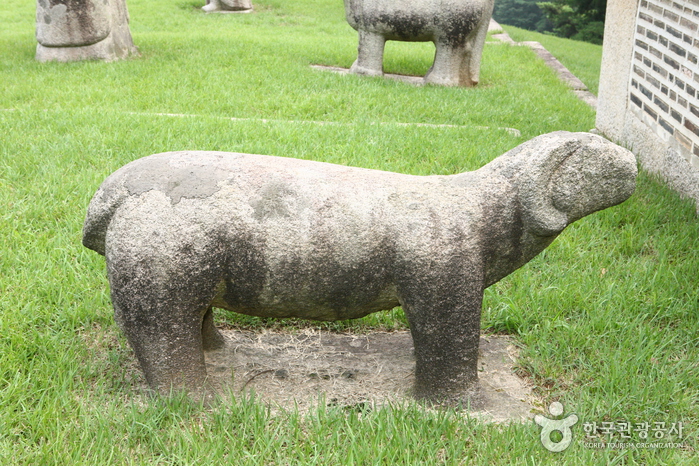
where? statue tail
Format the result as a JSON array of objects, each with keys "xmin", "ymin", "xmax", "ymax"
[{"xmin": 82, "ymin": 176, "xmax": 128, "ymax": 256}]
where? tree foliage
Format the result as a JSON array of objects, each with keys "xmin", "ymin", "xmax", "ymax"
[
  {"xmin": 492, "ymin": 0, "xmax": 606, "ymax": 44},
  {"xmin": 493, "ymin": 0, "xmax": 553, "ymax": 33},
  {"xmin": 537, "ymin": 0, "xmax": 606, "ymax": 44}
]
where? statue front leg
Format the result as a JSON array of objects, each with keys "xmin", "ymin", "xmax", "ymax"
[
  {"xmin": 350, "ymin": 30, "xmax": 385, "ymax": 77},
  {"xmin": 400, "ymin": 277, "xmax": 485, "ymax": 406}
]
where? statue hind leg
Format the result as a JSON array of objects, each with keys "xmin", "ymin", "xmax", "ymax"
[
  {"xmin": 111, "ymin": 297, "xmax": 209, "ymax": 394},
  {"xmin": 459, "ymin": 2, "xmax": 494, "ymax": 86},
  {"xmin": 107, "ymin": 252, "xmax": 224, "ymax": 395},
  {"xmin": 350, "ymin": 30, "xmax": 386, "ymax": 76},
  {"xmin": 424, "ymin": 42, "xmax": 466, "ymax": 86},
  {"xmin": 202, "ymin": 306, "xmax": 226, "ymax": 351}
]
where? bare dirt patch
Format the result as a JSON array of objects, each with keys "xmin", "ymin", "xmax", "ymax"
[{"xmin": 205, "ymin": 329, "xmax": 536, "ymax": 422}]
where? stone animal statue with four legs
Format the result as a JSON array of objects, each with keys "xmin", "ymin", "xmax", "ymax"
[{"xmin": 83, "ymin": 132, "xmax": 636, "ymax": 404}]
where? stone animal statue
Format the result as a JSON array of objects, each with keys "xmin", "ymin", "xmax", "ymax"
[
  {"xmin": 344, "ymin": 0, "xmax": 495, "ymax": 86},
  {"xmin": 83, "ymin": 132, "xmax": 636, "ymax": 403},
  {"xmin": 35, "ymin": 0, "xmax": 137, "ymax": 62},
  {"xmin": 202, "ymin": 0, "xmax": 252, "ymax": 13}
]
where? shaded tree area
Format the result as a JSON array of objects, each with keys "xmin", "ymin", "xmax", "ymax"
[
  {"xmin": 493, "ymin": 0, "xmax": 606, "ymax": 44},
  {"xmin": 493, "ymin": 0, "xmax": 554, "ymax": 33}
]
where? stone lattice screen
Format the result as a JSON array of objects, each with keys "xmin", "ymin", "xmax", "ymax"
[{"xmin": 630, "ymin": 0, "xmax": 699, "ymax": 168}]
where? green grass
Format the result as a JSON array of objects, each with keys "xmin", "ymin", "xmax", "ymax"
[
  {"xmin": 1, "ymin": 0, "xmax": 697, "ymax": 464},
  {"xmin": 502, "ymin": 25, "xmax": 604, "ymax": 95}
]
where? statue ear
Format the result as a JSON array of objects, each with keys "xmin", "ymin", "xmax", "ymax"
[
  {"xmin": 515, "ymin": 132, "xmax": 636, "ymax": 237},
  {"xmin": 514, "ymin": 134, "xmax": 584, "ymax": 237},
  {"xmin": 550, "ymin": 139, "xmax": 637, "ymax": 225}
]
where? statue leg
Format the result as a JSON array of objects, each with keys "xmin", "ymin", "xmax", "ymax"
[
  {"xmin": 202, "ymin": 306, "xmax": 226, "ymax": 351},
  {"xmin": 400, "ymin": 277, "xmax": 484, "ymax": 406},
  {"xmin": 350, "ymin": 30, "xmax": 385, "ymax": 77},
  {"xmin": 424, "ymin": 42, "xmax": 465, "ymax": 87},
  {"xmin": 107, "ymin": 249, "xmax": 223, "ymax": 395},
  {"xmin": 459, "ymin": 8, "xmax": 492, "ymax": 87},
  {"xmin": 202, "ymin": 0, "xmax": 220, "ymax": 12},
  {"xmin": 111, "ymin": 296, "xmax": 210, "ymax": 395}
]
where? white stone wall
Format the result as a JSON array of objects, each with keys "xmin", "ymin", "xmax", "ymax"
[{"xmin": 597, "ymin": 0, "xmax": 699, "ymax": 211}]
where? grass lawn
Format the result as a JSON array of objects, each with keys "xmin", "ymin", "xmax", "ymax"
[
  {"xmin": 1, "ymin": 0, "xmax": 697, "ymax": 464},
  {"xmin": 502, "ymin": 25, "xmax": 604, "ymax": 96}
]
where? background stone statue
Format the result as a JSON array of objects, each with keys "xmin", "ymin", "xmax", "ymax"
[
  {"xmin": 344, "ymin": 0, "xmax": 495, "ymax": 86},
  {"xmin": 202, "ymin": 0, "xmax": 253, "ymax": 13},
  {"xmin": 83, "ymin": 132, "xmax": 636, "ymax": 403},
  {"xmin": 36, "ymin": 0, "xmax": 137, "ymax": 62}
]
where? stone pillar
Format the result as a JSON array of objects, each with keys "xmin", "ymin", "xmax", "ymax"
[
  {"xmin": 595, "ymin": 0, "xmax": 638, "ymax": 140},
  {"xmin": 202, "ymin": 0, "xmax": 253, "ymax": 13},
  {"xmin": 596, "ymin": 0, "xmax": 699, "ymax": 211},
  {"xmin": 36, "ymin": 0, "xmax": 138, "ymax": 62}
]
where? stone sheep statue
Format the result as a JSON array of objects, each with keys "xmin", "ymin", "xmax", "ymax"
[
  {"xmin": 344, "ymin": 0, "xmax": 495, "ymax": 86},
  {"xmin": 35, "ymin": 0, "xmax": 137, "ymax": 62},
  {"xmin": 82, "ymin": 132, "xmax": 637, "ymax": 403}
]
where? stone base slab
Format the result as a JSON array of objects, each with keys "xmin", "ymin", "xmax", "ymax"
[{"xmin": 204, "ymin": 330, "xmax": 537, "ymax": 422}]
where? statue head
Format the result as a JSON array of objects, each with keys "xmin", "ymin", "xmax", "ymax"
[{"xmin": 489, "ymin": 131, "xmax": 637, "ymax": 237}]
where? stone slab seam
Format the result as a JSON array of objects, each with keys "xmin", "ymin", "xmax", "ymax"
[
  {"xmin": 128, "ymin": 111, "xmax": 523, "ymax": 136},
  {"xmin": 0, "ymin": 108, "xmax": 521, "ymax": 136}
]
